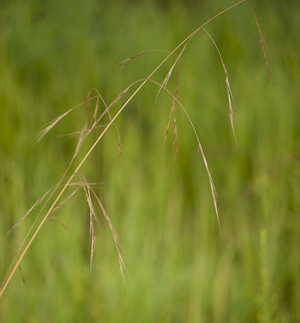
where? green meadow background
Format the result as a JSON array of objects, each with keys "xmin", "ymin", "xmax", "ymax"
[{"xmin": 1, "ymin": 0, "xmax": 299, "ymax": 321}]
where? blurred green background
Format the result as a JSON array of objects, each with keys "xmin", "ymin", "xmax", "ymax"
[{"xmin": 0, "ymin": 0, "xmax": 299, "ymax": 321}]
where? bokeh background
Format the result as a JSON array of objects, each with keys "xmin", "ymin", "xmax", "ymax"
[{"xmin": 0, "ymin": 0, "xmax": 299, "ymax": 322}]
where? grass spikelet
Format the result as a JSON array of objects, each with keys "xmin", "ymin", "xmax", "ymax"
[
  {"xmin": 203, "ymin": 28, "xmax": 238, "ymax": 146},
  {"xmin": 47, "ymin": 216, "xmax": 70, "ymax": 230},
  {"xmin": 90, "ymin": 189, "xmax": 128, "ymax": 286},
  {"xmin": 118, "ymin": 49, "xmax": 170, "ymax": 71},
  {"xmin": 149, "ymin": 78, "xmax": 221, "ymax": 234},
  {"xmin": 173, "ymin": 118, "xmax": 178, "ymax": 158},
  {"xmin": 163, "ymin": 65, "xmax": 179, "ymax": 158},
  {"xmin": 173, "ymin": 67, "xmax": 179, "ymax": 158},
  {"xmin": 156, "ymin": 43, "xmax": 188, "ymax": 102},
  {"xmin": 76, "ymin": 173, "xmax": 99, "ymax": 272},
  {"xmin": 2, "ymin": 246, "xmax": 30, "ymax": 296},
  {"xmin": 2, "ymin": 189, "xmax": 51, "ymax": 239},
  {"xmin": 252, "ymin": 9, "xmax": 272, "ymax": 84},
  {"xmin": 33, "ymin": 102, "xmax": 87, "ymax": 146},
  {"xmin": 50, "ymin": 187, "xmax": 81, "ymax": 217}
]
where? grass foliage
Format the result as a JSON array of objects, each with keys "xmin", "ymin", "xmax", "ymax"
[{"xmin": 1, "ymin": 0, "xmax": 300, "ymax": 321}]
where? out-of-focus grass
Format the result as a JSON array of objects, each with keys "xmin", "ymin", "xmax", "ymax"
[{"xmin": 0, "ymin": 0, "xmax": 299, "ymax": 322}]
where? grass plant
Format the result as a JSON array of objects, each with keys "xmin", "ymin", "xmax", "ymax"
[
  {"xmin": 0, "ymin": 0, "xmax": 299, "ymax": 321},
  {"xmin": 1, "ymin": 0, "xmax": 249, "ymax": 296}
]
